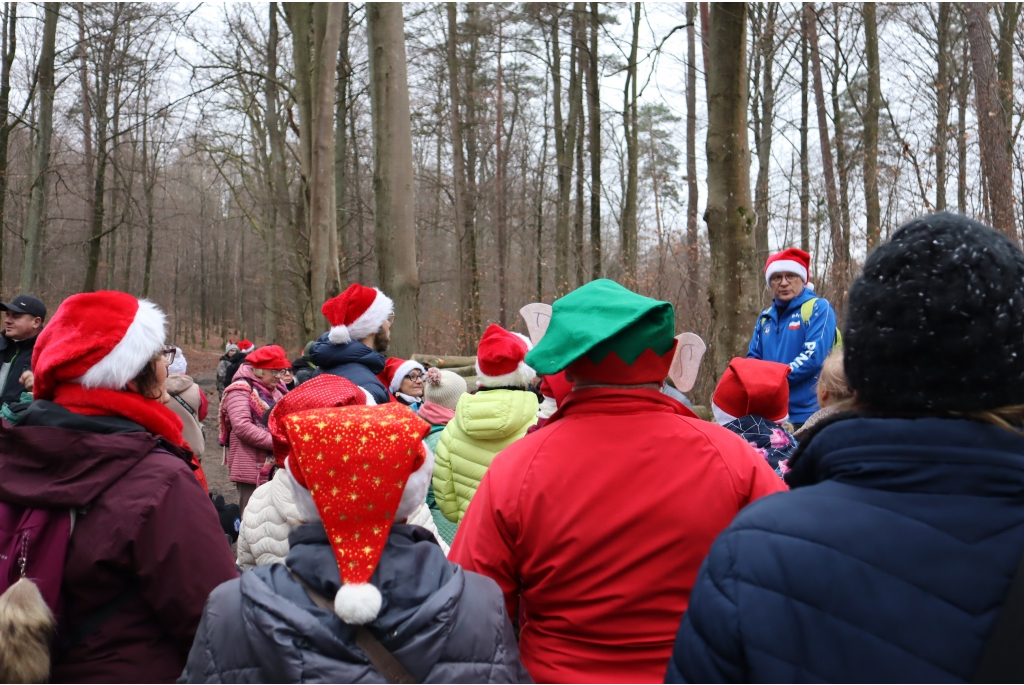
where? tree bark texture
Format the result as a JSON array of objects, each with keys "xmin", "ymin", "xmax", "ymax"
[
  {"xmin": 20, "ymin": 2, "xmax": 58, "ymax": 292},
  {"xmin": 805, "ymin": 3, "xmax": 847, "ymax": 300},
  {"xmin": 686, "ymin": 2, "xmax": 699, "ymax": 292},
  {"xmin": 705, "ymin": 2, "xmax": 759, "ymax": 377},
  {"xmin": 0, "ymin": 3, "xmax": 16, "ymax": 293},
  {"xmin": 751, "ymin": 3, "xmax": 776, "ymax": 268},
  {"xmin": 335, "ymin": 2, "xmax": 350, "ymax": 288},
  {"xmin": 965, "ymin": 2, "xmax": 1016, "ymax": 240},
  {"xmin": 799, "ymin": 5, "xmax": 810, "ymax": 252},
  {"xmin": 587, "ymin": 1, "xmax": 601, "ymax": 280},
  {"xmin": 620, "ymin": 2, "xmax": 640, "ymax": 286},
  {"xmin": 367, "ymin": 2, "xmax": 419, "ymax": 357},
  {"xmin": 551, "ymin": 5, "xmax": 583, "ymax": 296},
  {"xmin": 934, "ymin": 3, "xmax": 951, "ymax": 212},
  {"xmin": 863, "ymin": 1, "xmax": 881, "ymax": 251}
]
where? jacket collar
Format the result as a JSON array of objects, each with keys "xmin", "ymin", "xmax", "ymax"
[
  {"xmin": 547, "ymin": 385, "xmax": 698, "ymax": 426},
  {"xmin": 786, "ymin": 413, "xmax": 1024, "ymax": 498},
  {"xmin": 0, "ymin": 332, "xmax": 36, "ymax": 353},
  {"xmin": 763, "ymin": 288, "xmax": 816, "ymax": 322}
]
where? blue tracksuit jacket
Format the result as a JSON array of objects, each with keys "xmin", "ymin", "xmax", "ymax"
[{"xmin": 746, "ymin": 288, "xmax": 837, "ymax": 423}]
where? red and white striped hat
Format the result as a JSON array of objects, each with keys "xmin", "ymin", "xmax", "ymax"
[
  {"xmin": 764, "ymin": 248, "xmax": 811, "ymax": 286},
  {"xmin": 32, "ymin": 291, "xmax": 167, "ymax": 400}
]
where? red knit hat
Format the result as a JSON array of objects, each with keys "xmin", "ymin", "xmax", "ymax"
[
  {"xmin": 238, "ymin": 339, "xmax": 255, "ymax": 353},
  {"xmin": 268, "ymin": 374, "xmax": 367, "ymax": 467},
  {"xmin": 712, "ymin": 357, "xmax": 791, "ymax": 424},
  {"xmin": 475, "ymin": 324, "xmax": 536, "ymax": 388},
  {"xmin": 321, "ymin": 284, "xmax": 394, "ymax": 345},
  {"xmin": 283, "ymin": 404, "xmax": 430, "ymax": 624},
  {"xmin": 377, "ymin": 357, "xmax": 425, "ymax": 393},
  {"xmin": 245, "ymin": 344, "xmax": 290, "ymax": 370},
  {"xmin": 32, "ymin": 291, "xmax": 167, "ymax": 400},
  {"xmin": 764, "ymin": 248, "xmax": 811, "ymax": 286}
]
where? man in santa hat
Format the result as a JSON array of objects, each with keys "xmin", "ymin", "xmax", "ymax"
[
  {"xmin": 309, "ymin": 283, "xmax": 395, "ymax": 404},
  {"xmin": 450, "ymin": 279, "xmax": 785, "ymax": 683},
  {"xmin": 748, "ymin": 248, "xmax": 839, "ymax": 428}
]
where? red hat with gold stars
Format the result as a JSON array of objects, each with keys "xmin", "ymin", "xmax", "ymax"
[{"xmin": 282, "ymin": 403, "xmax": 430, "ymax": 624}]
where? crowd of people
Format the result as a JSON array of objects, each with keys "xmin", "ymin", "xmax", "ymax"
[{"xmin": 1, "ymin": 211, "xmax": 1023, "ymax": 683}]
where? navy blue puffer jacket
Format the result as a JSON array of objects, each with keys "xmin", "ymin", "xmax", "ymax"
[
  {"xmin": 309, "ymin": 334, "xmax": 390, "ymax": 404},
  {"xmin": 666, "ymin": 415, "xmax": 1024, "ymax": 683}
]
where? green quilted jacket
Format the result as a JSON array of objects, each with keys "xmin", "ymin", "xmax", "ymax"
[{"xmin": 433, "ymin": 388, "xmax": 538, "ymax": 523}]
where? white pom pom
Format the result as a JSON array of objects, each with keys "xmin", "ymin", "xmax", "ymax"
[
  {"xmin": 334, "ymin": 582, "xmax": 382, "ymax": 624},
  {"xmin": 328, "ymin": 325, "xmax": 351, "ymax": 345}
]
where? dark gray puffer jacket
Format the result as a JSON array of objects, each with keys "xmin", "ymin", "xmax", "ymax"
[{"xmin": 179, "ymin": 523, "xmax": 531, "ymax": 684}]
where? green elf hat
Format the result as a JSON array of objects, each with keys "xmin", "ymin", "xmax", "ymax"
[{"xmin": 524, "ymin": 279, "xmax": 677, "ymax": 385}]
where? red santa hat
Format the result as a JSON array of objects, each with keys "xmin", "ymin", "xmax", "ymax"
[
  {"xmin": 764, "ymin": 248, "xmax": 811, "ymax": 286},
  {"xmin": 321, "ymin": 284, "xmax": 394, "ymax": 345},
  {"xmin": 238, "ymin": 339, "xmax": 255, "ymax": 353},
  {"xmin": 712, "ymin": 357, "xmax": 791, "ymax": 425},
  {"xmin": 32, "ymin": 291, "xmax": 167, "ymax": 400},
  {"xmin": 377, "ymin": 357, "xmax": 425, "ymax": 393},
  {"xmin": 246, "ymin": 345, "xmax": 291, "ymax": 370},
  {"xmin": 267, "ymin": 374, "xmax": 367, "ymax": 467},
  {"xmin": 282, "ymin": 403, "xmax": 431, "ymax": 624},
  {"xmin": 475, "ymin": 324, "xmax": 536, "ymax": 388}
]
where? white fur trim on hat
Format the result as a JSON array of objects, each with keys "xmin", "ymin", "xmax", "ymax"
[
  {"xmin": 396, "ymin": 442, "xmax": 434, "ymax": 522},
  {"xmin": 764, "ymin": 260, "xmax": 808, "ymax": 285},
  {"xmin": 389, "ymin": 360, "xmax": 425, "ymax": 393},
  {"xmin": 78, "ymin": 299, "xmax": 166, "ymax": 390},
  {"xmin": 332, "ymin": 289, "xmax": 394, "ymax": 345},
  {"xmin": 711, "ymin": 401, "xmax": 739, "ymax": 427},
  {"xmin": 537, "ymin": 396, "xmax": 558, "ymax": 420},
  {"xmin": 334, "ymin": 582, "xmax": 383, "ymax": 624}
]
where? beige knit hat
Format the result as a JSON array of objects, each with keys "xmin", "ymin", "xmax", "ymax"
[{"xmin": 423, "ymin": 368, "xmax": 467, "ymax": 411}]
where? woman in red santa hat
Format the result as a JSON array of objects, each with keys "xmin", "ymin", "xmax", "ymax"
[
  {"xmin": 219, "ymin": 344, "xmax": 291, "ymax": 514},
  {"xmin": 0, "ymin": 291, "xmax": 238, "ymax": 683}
]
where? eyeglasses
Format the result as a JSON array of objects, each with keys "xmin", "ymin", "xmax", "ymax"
[
  {"xmin": 386, "ymin": 311, "xmax": 395, "ymax": 324},
  {"xmin": 769, "ymin": 273, "xmax": 802, "ymax": 284},
  {"xmin": 162, "ymin": 345, "xmax": 177, "ymax": 364},
  {"xmin": 269, "ymin": 368, "xmax": 289, "ymax": 378},
  {"xmin": 406, "ymin": 371, "xmax": 424, "ymax": 381}
]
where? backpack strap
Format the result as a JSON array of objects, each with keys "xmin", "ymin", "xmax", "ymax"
[
  {"xmin": 800, "ymin": 297, "xmax": 819, "ymax": 325},
  {"xmin": 287, "ymin": 569, "xmax": 415, "ymax": 684},
  {"xmin": 973, "ymin": 546, "xmax": 1024, "ymax": 683}
]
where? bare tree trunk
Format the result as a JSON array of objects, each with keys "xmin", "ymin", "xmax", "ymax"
[
  {"xmin": 957, "ymin": 36, "xmax": 970, "ymax": 215},
  {"xmin": 686, "ymin": 2, "xmax": 699, "ymax": 291},
  {"xmin": 551, "ymin": 5, "xmax": 583, "ymax": 295},
  {"xmin": 141, "ymin": 94, "xmax": 156, "ymax": 298},
  {"xmin": 965, "ymin": 2, "xmax": 1016, "ymax": 239},
  {"xmin": 752, "ymin": 3, "xmax": 776, "ymax": 267},
  {"xmin": 706, "ymin": 2, "xmax": 759, "ymax": 377},
  {"xmin": 496, "ymin": 20, "xmax": 507, "ymax": 325},
  {"xmin": 997, "ymin": 2, "xmax": 1020, "ymax": 133},
  {"xmin": 830, "ymin": 5, "xmax": 850, "ymax": 266},
  {"xmin": 0, "ymin": 3, "xmax": 17, "ymax": 294},
  {"xmin": 934, "ymin": 3, "xmax": 951, "ymax": 212},
  {"xmin": 307, "ymin": 4, "xmax": 344, "ymax": 330},
  {"xmin": 536, "ymin": 78, "xmax": 550, "ymax": 302},
  {"xmin": 446, "ymin": 3, "xmax": 478, "ymax": 353},
  {"xmin": 587, "ymin": 1, "xmax": 601, "ymax": 280},
  {"xmin": 800, "ymin": 5, "xmax": 810, "ymax": 252},
  {"xmin": 270, "ymin": 3, "xmax": 312, "ymax": 339},
  {"xmin": 335, "ymin": 2, "xmax": 350, "ymax": 287},
  {"xmin": 805, "ymin": 3, "xmax": 846, "ymax": 300},
  {"xmin": 20, "ymin": 2, "xmax": 57, "ymax": 293},
  {"xmin": 863, "ymin": 1, "xmax": 881, "ymax": 251},
  {"xmin": 620, "ymin": 2, "xmax": 640, "ymax": 285},
  {"xmin": 367, "ymin": 2, "xmax": 419, "ymax": 357},
  {"xmin": 572, "ymin": 3, "xmax": 586, "ymax": 288},
  {"xmin": 83, "ymin": 15, "xmax": 117, "ymax": 292}
]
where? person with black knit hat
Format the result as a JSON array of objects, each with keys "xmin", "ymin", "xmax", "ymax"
[{"xmin": 667, "ymin": 212, "xmax": 1024, "ymax": 683}]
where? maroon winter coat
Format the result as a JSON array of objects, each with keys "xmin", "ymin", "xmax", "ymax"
[{"xmin": 0, "ymin": 401, "xmax": 239, "ymax": 683}]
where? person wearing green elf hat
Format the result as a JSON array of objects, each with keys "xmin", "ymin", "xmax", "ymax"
[{"xmin": 449, "ymin": 279, "xmax": 785, "ymax": 684}]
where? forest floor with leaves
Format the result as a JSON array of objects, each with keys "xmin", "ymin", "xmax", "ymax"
[{"xmin": 179, "ymin": 345, "xmax": 239, "ymax": 506}]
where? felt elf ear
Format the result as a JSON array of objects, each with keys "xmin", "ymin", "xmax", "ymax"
[
  {"xmin": 519, "ymin": 303, "xmax": 553, "ymax": 346},
  {"xmin": 669, "ymin": 332, "xmax": 706, "ymax": 393}
]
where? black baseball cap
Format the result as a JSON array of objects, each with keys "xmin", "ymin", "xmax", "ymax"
[{"xmin": 0, "ymin": 294, "xmax": 45, "ymax": 320}]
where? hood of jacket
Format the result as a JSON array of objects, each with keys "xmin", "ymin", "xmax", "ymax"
[
  {"xmin": 785, "ymin": 413, "xmax": 1024, "ymax": 496},
  {"xmin": 0, "ymin": 399, "xmax": 184, "ymax": 508},
  {"xmin": 309, "ymin": 335, "xmax": 385, "ymax": 375},
  {"xmin": 240, "ymin": 522, "xmax": 463, "ymax": 682},
  {"xmin": 453, "ymin": 388, "xmax": 538, "ymax": 441}
]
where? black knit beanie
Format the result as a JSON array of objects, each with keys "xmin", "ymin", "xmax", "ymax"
[{"xmin": 844, "ymin": 212, "xmax": 1024, "ymax": 413}]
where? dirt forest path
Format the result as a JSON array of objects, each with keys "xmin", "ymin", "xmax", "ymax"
[{"xmin": 179, "ymin": 345, "xmax": 238, "ymax": 506}]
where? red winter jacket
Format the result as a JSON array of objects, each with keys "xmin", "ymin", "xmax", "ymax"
[
  {"xmin": 450, "ymin": 386, "xmax": 786, "ymax": 683},
  {"xmin": 0, "ymin": 400, "xmax": 239, "ymax": 683}
]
